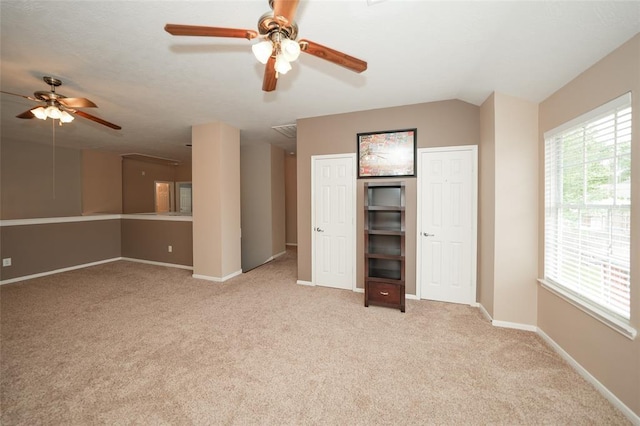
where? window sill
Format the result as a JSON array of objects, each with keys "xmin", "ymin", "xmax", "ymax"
[{"xmin": 537, "ymin": 279, "xmax": 637, "ymax": 340}]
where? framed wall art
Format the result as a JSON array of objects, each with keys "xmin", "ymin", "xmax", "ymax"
[{"xmin": 357, "ymin": 128, "xmax": 417, "ymax": 178}]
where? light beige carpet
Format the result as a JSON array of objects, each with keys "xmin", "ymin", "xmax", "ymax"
[{"xmin": 1, "ymin": 248, "xmax": 629, "ymax": 425}]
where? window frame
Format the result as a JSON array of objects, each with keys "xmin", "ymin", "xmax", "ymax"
[{"xmin": 541, "ymin": 92, "xmax": 636, "ymax": 340}]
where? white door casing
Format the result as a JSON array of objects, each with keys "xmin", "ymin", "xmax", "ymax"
[
  {"xmin": 312, "ymin": 154, "xmax": 356, "ymax": 290},
  {"xmin": 417, "ymin": 146, "xmax": 477, "ymax": 304}
]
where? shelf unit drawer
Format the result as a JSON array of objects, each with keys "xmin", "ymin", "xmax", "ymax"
[{"xmin": 365, "ymin": 281, "xmax": 405, "ymax": 312}]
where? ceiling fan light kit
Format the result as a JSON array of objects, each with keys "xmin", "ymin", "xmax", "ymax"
[
  {"xmin": 31, "ymin": 105, "xmax": 74, "ymax": 123},
  {"xmin": 165, "ymin": 0, "xmax": 367, "ymax": 92},
  {"xmin": 252, "ymin": 32, "xmax": 302, "ymax": 75},
  {"xmin": 252, "ymin": 40, "xmax": 274, "ymax": 64},
  {"xmin": 281, "ymin": 38, "xmax": 301, "ymax": 61},
  {"xmin": 274, "ymin": 53, "xmax": 293, "ymax": 75}
]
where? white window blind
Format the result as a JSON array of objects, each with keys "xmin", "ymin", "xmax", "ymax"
[{"xmin": 544, "ymin": 93, "xmax": 632, "ymax": 322}]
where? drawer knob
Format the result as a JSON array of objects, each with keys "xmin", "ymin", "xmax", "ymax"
[{"xmin": 380, "ymin": 291, "xmax": 389, "ymax": 296}]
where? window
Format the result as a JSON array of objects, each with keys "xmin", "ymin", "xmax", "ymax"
[{"xmin": 544, "ymin": 93, "xmax": 632, "ymax": 333}]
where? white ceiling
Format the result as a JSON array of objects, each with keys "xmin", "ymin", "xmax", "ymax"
[{"xmin": 2, "ymin": 1, "xmax": 639, "ymax": 164}]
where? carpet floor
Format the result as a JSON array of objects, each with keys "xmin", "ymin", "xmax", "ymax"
[{"xmin": 1, "ymin": 248, "xmax": 629, "ymax": 425}]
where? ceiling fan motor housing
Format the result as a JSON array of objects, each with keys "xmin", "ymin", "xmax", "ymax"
[
  {"xmin": 257, "ymin": 12, "xmax": 298, "ymax": 40},
  {"xmin": 34, "ymin": 91, "xmax": 65, "ymax": 102}
]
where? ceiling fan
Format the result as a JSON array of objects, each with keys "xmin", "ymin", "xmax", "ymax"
[
  {"xmin": 165, "ymin": 0, "xmax": 367, "ymax": 92},
  {"xmin": 0, "ymin": 76, "xmax": 121, "ymax": 130}
]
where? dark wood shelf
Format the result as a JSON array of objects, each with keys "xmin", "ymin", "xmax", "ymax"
[
  {"xmin": 366, "ymin": 253, "xmax": 404, "ymax": 261},
  {"xmin": 368, "ymin": 268, "xmax": 402, "ymax": 281},
  {"xmin": 364, "ymin": 182, "xmax": 405, "ymax": 313},
  {"xmin": 365, "ymin": 205, "xmax": 405, "ymax": 211},
  {"xmin": 365, "ymin": 229, "xmax": 404, "ymax": 235}
]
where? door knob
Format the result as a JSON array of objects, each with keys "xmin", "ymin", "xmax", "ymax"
[
  {"xmin": 316, "ymin": 228, "xmax": 325, "ymax": 232},
  {"xmin": 423, "ymin": 232, "xmax": 435, "ymax": 237}
]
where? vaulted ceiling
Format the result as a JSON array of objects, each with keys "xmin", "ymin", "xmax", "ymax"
[{"xmin": 1, "ymin": 1, "xmax": 639, "ymax": 163}]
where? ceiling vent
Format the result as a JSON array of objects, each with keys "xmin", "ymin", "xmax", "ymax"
[{"xmin": 272, "ymin": 124, "xmax": 297, "ymax": 138}]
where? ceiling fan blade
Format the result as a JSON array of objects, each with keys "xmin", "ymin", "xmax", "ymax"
[
  {"xmin": 299, "ymin": 39, "xmax": 367, "ymax": 73},
  {"xmin": 73, "ymin": 110, "xmax": 121, "ymax": 130},
  {"xmin": 272, "ymin": 0, "xmax": 300, "ymax": 25},
  {"xmin": 1, "ymin": 90, "xmax": 38, "ymax": 102},
  {"xmin": 59, "ymin": 97, "xmax": 97, "ymax": 108},
  {"xmin": 262, "ymin": 56, "xmax": 278, "ymax": 92},
  {"xmin": 16, "ymin": 108, "xmax": 36, "ymax": 119},
  {"xmin": 164, "ymin": 24, "xmax": 258, "ymax": 40}
]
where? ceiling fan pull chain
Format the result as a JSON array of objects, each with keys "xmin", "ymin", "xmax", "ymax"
[{"xmin": 52, "ymin": 118, "xmax": 56, "ymax": 199}]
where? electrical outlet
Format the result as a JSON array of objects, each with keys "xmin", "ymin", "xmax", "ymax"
[
  {"xmin": 168, "ymin": 245, "xmax": 172, "ymax": 253},
  {"xmin": 2, "ymin": 258, "xmax": 11, "ymax": 267}
]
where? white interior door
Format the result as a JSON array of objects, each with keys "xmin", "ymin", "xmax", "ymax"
[
  {"xmin": 418, "ymin": 147, "xmax": 477, "ymax": 304},
  {"xmin": 312, "ymin": 154, "xmax": 355, "ymax": 290}
]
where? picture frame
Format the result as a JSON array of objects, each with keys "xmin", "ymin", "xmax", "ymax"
[{"xmin": 357, "ymin": 128, "xmax": 417, "ymax": 178}]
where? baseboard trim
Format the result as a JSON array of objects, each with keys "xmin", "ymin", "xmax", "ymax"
[
  {"xmin": 478, "ymin": 303, "xmax": 639, "ymax": 423},
  {"xmin": 258, "ymin": 251, "xmax": 287, "ymax": 267},
  {"xmin": 273, "ymin": 250, "xmax": 286, "ymax": 259},
  {"xmin": 0, "ymin": 257, "xmax": 122, "ymax": 285},
  {"xmin": 120, "ymin": 257, "xmax": 193, "ymax": 270},
  {"xmin": 475, "ymin": 304, "xmax": 537, "ymax": 332},
  {"xmin": 297, "ymin": 280, "xmax": 314, "ymax": 286},
  {"xmin": 537, "ymin": 329, "xmax": 640, "ymax": 425},
  {"xmin": 193, "ymin": 269, "xmax": 242, "ymax": 283},
  {"xmin": 492, "ymin": 319, "xmax": 538, "ymax": 332},
  {"xmin": 477, "ymin": 303, "xmax": 492, "ymax": 322}
]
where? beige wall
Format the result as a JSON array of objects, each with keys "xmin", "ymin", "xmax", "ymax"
[
  {"xmin": 122, "ymin": 158, "xmax": 178, "ymax": 214},
  {"xmin": 538, "ymin": 33, "xmax": 639, "ymax": 416},
  {"xmin": 1, "ymin": 139, "xmax": 82, "ymax": 219},
  {"xmin": 121, "ymin": 219, "xmax": 193, "ymax": 266},
  {"xmin": 220, "ymin": 124, "xmax": 241, "ymax": 277},
  {"xmin": 82, "ymin": 150, "xmax": 122, "ymax": 214},
  {"xmin": 240, "ymin": 144, "xmax": 273, "ymax": 271},
  {"xmin": 284, "ymin": 154, "xmax": 297, "ymax": 245},
  {"xmin": 493, "ymin": 94, "xmax": 538, "ymax": 325},
  {"xmin": 479, "ymin": 93, "xmax": 539, "ymax": 325},
  {"xmin": 271, "ymin": 145, "xmax": 286, "ymax": 256},
  {"xmin": 478, "ymin": 94, "xmax": 496, "ymax": 315},
  {"xmin": 0, "ymin": 219, "xmax": 121, "ymax": 281},
  {"xmin": 297, "ymin": 100, "xmax": 480, "ymax": 293},
  {"xmin": 192, "ymin": 121, "xmax": 241, "ymax": 280},
  {"xmin": 0, "ymin": 216, "xmax": 193, "ymax": 281},
  {"xmin": 174, "ymin": 163, "xmax": 192, "ymax": 183},
  {"xmin": 240, "ymin": 143, "xmax": 286, "ymax": 271}
]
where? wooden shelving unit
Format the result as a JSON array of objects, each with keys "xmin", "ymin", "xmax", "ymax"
[{"xmin": 364, "ymin": 182, "xmax": 405, "ymax": 312}]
